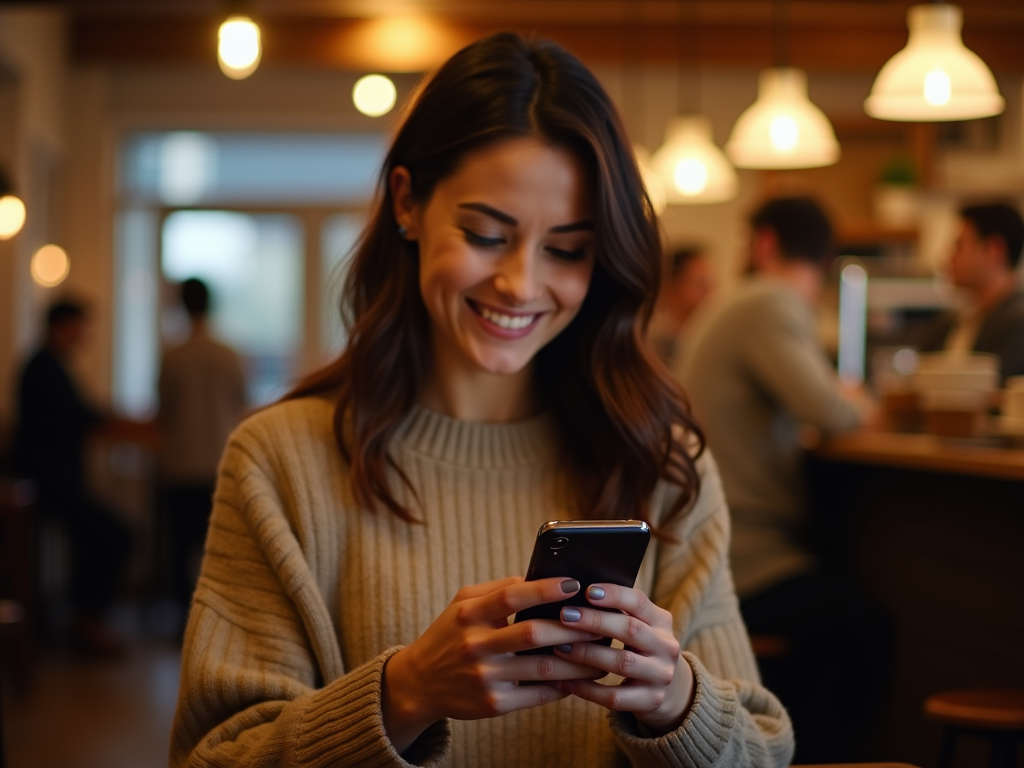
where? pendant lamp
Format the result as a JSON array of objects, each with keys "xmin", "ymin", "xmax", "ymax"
[
  {"xmin": 726, "ymin": 67, "xmax": 840, "ymax": 169},
  {"xmin": 864, "ymin": 4, "xmax": 1004, "ymax": 122},
  {"xmin": 652, "ymin": 116, "xmax": 738, "ymax": 204},
  {"xmin": 651, "ymin": 0, "xmax": 738, "ymax": 205},
  {"xmin": 218, "ymin": 13, "xmax": 261, "ymax": 79}
]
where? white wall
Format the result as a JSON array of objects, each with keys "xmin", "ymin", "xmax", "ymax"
[{"xmin": 0, "ymin": 7, "xmax": 66, "ymax": 433}]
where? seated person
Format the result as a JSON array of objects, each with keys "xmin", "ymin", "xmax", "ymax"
[
  {"xmin": 922, "ymin": 202, "xmax": 1024, "ymax": 383},
  {"xmin": 648, "ymin": 246, "xmax": 714, "ymax": 367},
  {"xmin": 12, "ymin": 299, "xmax": 133, "ymax": 657},
  {"xmin": 676, "ymin": 197, "xmax": 890, "ymax": 764}
]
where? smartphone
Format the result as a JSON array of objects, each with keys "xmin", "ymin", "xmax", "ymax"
[{"xmin": 514, "ymin": 519, "xmax": 650, "ymax": 656}]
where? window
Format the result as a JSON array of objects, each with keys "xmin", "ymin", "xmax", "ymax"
[{"xmin": 113, "ymin": 131, "xmax": 383, "ymax": 416}]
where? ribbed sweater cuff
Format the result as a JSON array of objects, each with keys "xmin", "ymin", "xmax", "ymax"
[
  {"xmin": 609, "ymin": 652, "xmax": 737, "ymax": 767},
  {"xmin": 295, "ymin": 646, "xmax": 451, "ymax": 767}
]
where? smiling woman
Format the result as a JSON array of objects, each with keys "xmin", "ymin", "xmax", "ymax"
[
  {"xmin": 170, "ymin": 31, "xmax": 794, "ymax": 768},
  {"xmin": 392, "ymin": 139, "xmax": 595, "ymax": 420}
]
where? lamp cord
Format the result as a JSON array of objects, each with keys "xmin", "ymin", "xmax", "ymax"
[
  {"xmin": 678, "ymin": 0, "xmax": 701, "ymax": 114},
  {"xmin": 773, "ymin": 0, "xmax": 791, "ymax": 68}
]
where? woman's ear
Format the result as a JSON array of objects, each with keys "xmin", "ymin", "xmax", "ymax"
[{"xmin": 389, "ymin": 166, "xmax": 419, "ymax": 240}]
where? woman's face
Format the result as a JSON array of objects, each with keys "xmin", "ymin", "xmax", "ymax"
[{"xmin": 393, "ymin": 138, "xmax": 595, "ymax": 384}]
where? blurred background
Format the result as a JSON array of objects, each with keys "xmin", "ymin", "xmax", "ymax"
[{"xmin": 1, "ymin": 1, "xmax": 1023, "ymax": 767}]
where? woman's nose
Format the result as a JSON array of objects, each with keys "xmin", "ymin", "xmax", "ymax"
[{"xmin": 494, "ymin": 248, "xmax": 540, "ymax": 305}]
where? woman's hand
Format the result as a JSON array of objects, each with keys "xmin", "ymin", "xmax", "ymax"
[
  {"xmin": 381, "ymin": 575, "xmax": 606, "ymax": 754},
  {"xmin": 552, "ymin": 583, "xmax": 696, "ymax": 735}
]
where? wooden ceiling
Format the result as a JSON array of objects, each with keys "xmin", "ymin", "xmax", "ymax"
[{"xmin": 40, "ymin": 0, "xmax": 1024, "ymax": 73}]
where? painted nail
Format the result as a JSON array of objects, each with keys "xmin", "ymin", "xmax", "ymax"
[
  {"xmin": 587, "ymin": 585, "xmax": 606, "ymax": 600},
  {"xmin": 555, "ymin": 644, "xmax": 573, "ymax": 654},
  {"xmin": 560, "ymin": 579, "xmax": 580, "ymax": 594},
  {"xmin": 562, "ymin": 607, "xmax": 581, "ymax": 622}
]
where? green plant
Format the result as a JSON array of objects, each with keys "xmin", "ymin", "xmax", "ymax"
[{"xmin": 879, "ymin": 157, "xmax": 917, "ymax": 186}]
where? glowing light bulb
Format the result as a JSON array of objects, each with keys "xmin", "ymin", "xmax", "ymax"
[
  {"xmin": 923, "ymin": 68, "xmax": 952, "ymax": 106},
  {"xmin": 0, "ymin": 195, "xmax": 27, "ymax": 239},
  {"xmin": 218, "ymin": 15, "xmax": 261, "ymax": 80},
  {"xmin": 31, "ymin": 244, "xmax": 70, "ymax": 287},
  {"xmin": 353, "ymin": 74, "xmax": 397, "ymax": 117},
  {"xmin": 769, "ymin": 115, "xmax": 800, "ymax": 152},
  {"xmin": 673, "ymin": 158, "xmax": 709, "ymax": 196}
]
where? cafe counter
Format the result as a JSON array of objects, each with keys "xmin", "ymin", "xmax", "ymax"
[{"xmin": 804, "ymin": 429, "xmax": 1024, "ymax": 766}]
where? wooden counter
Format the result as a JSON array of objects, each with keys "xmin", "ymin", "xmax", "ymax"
[
  {"xmin": 810, "ymin": 430, "xmax": 1024, "ymax": 482},
  {"xmin": 804, "ymin": 434, "xmax": 1024, "ymax": 766}
]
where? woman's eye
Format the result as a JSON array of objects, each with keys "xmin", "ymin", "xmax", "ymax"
[
  {"xmin": 547, "ymin": 246, "xmax": 589, "ymax": 262},
  {"xmin": 461, "ymin": 228, "xmax": 505, "ymax": 247}
]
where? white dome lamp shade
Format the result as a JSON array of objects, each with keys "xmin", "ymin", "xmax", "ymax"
[
  {"xmin": 865, "ymin": 4, "xmax": 1004, "ymax": 121},
  {"xmin": 652, "ymin": 116, "xmax": 738, "ymax": 204},
  {"xmin": 726, "ymin": 67, "xmax": 841, "ymax": 170}
]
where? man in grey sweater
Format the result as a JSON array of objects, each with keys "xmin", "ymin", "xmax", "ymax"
[{"xmin": 676, "ymin": 196, "xmax": 890, "ymax": 763}]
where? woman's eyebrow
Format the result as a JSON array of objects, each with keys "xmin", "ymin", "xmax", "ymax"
[
  {"xmin": 458, "ymin": 202, "xmax": 517, "ymax": 225},
  {"xmin": 458, "ymin": 202, "xmax": 593, "ymax": 233}
]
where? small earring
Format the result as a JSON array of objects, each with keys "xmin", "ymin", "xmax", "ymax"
[{"xmin": 397, "ymin": 224, "xmax": 408, "ymax": 238}]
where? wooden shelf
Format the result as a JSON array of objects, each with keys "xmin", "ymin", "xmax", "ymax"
[{"xmin": 837, "ymin": 221, "xmax": 918, "ymax": 245}]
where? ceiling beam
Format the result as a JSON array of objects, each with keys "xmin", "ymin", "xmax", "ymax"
[{"xmin": 70, "ymin": 13, "xmax": 1024, "ymax": 74}]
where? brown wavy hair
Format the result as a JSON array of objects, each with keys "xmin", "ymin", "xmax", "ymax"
[{"xmin": 285, "ymin": 32, "xmax": 704, "ymax": 529}]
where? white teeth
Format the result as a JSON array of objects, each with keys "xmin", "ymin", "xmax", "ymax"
[{"xmin": 479, "ymin": 305, "xmax": 535, "ymax": 330}]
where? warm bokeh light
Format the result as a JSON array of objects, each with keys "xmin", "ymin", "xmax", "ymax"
[
  {"xmin": 673, "ymin": 158, "xmax": 709, "ymax": 196},
  {"xmin": 352, "ymin": 74, "xmax": 397, "ymax": 117},
  {"xmin": 348, "ymin": 16, "xmax": 463, "ymax": 72},
  {"xmin": 651, "ymin": 116, "xmax": 737, "ymax": 205},
  {"xmin": 924, "ymin": 69, "xmax": 952, "ymax": 106},
  {"xmin": 218, "ymin": 15, "xmax": 261, "ymax": 80},
  {"xmin": 726, "ymin": 68, "xmax": 840, "ymax": 169},
  {"xmin": 0, "ymin": 194, "xmax": 27, "ymax": 239},
  {"xmin": 769, "ymin": 116, "xmax": 800, "ymax": 152},
  {"xmin": 31, "ymin": 244, "xmax": 70, "ymax": 287}
]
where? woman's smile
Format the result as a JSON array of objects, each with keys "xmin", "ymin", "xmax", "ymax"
[{"xmin": 466, "ymin": 299, "xmax": 543, "ymax": 337}]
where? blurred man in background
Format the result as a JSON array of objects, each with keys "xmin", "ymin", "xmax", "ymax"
[
  {"xmin": 676, "ymin": 196, "xmax": 887, "ymax": 763},
  {"xmin": 648, "ymin": 246, "xmax": 714, "ymax": 368},
  {"xmin": 923, "ymin": 202, "xmax": 1024, "ymax": 383},
  {"xmin": 157, "ymin": 278, "xmax": 246, "ymax": 630},
  {"xmin": 13, "ymin": 299, "xmax": 134, "ymax": 657}
]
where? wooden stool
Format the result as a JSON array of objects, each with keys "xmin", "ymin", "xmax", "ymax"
[
  {"xmin": 924, "ymin": 689, "xmax": 1024, "ymax": 768},
  {"xmin": 0, "ymin": 478, "xmax": 36, "ymax": 696}
]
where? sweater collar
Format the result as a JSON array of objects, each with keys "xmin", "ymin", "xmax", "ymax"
[{"xmin": 394, "ymin": 405, "xmax": 558, "ymax": 469}]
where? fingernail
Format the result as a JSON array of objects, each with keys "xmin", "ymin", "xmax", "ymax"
[
  {"xmin": 555, "ymin": 644, "xmax": 572, "ymax": 654},
  {"xmin": 560, "ymin": 579, "xmax": 580, "ymax": 594},
  {"xmin": 587, "ymin": 585, "xmax": 605, "ymax": 600},
  {"xmin": 562, "ymin": 607, "xmax": 581, "ymax": 622}
]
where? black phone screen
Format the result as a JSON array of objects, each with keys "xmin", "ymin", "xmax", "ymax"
[{"xmin": 513, "ymin": 520, "xmax": 650, "ymax": 656}]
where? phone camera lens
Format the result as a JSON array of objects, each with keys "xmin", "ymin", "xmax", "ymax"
[{"xmin": 550, "ymin": 536, "xmax": 569, "ymax": 550}]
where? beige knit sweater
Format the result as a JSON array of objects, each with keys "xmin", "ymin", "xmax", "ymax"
[{"xmin": 170, "ymin": 394, "xmax": 794, "ymax": 767}]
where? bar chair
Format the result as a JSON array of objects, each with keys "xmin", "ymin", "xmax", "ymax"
[
  {"xmin": 924, "ymin": 689, "xmax": 1024, "ymax": 768},
  {"xmin": 0, "ymin": 477, "xmax": 36, "ymax": 695}
]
